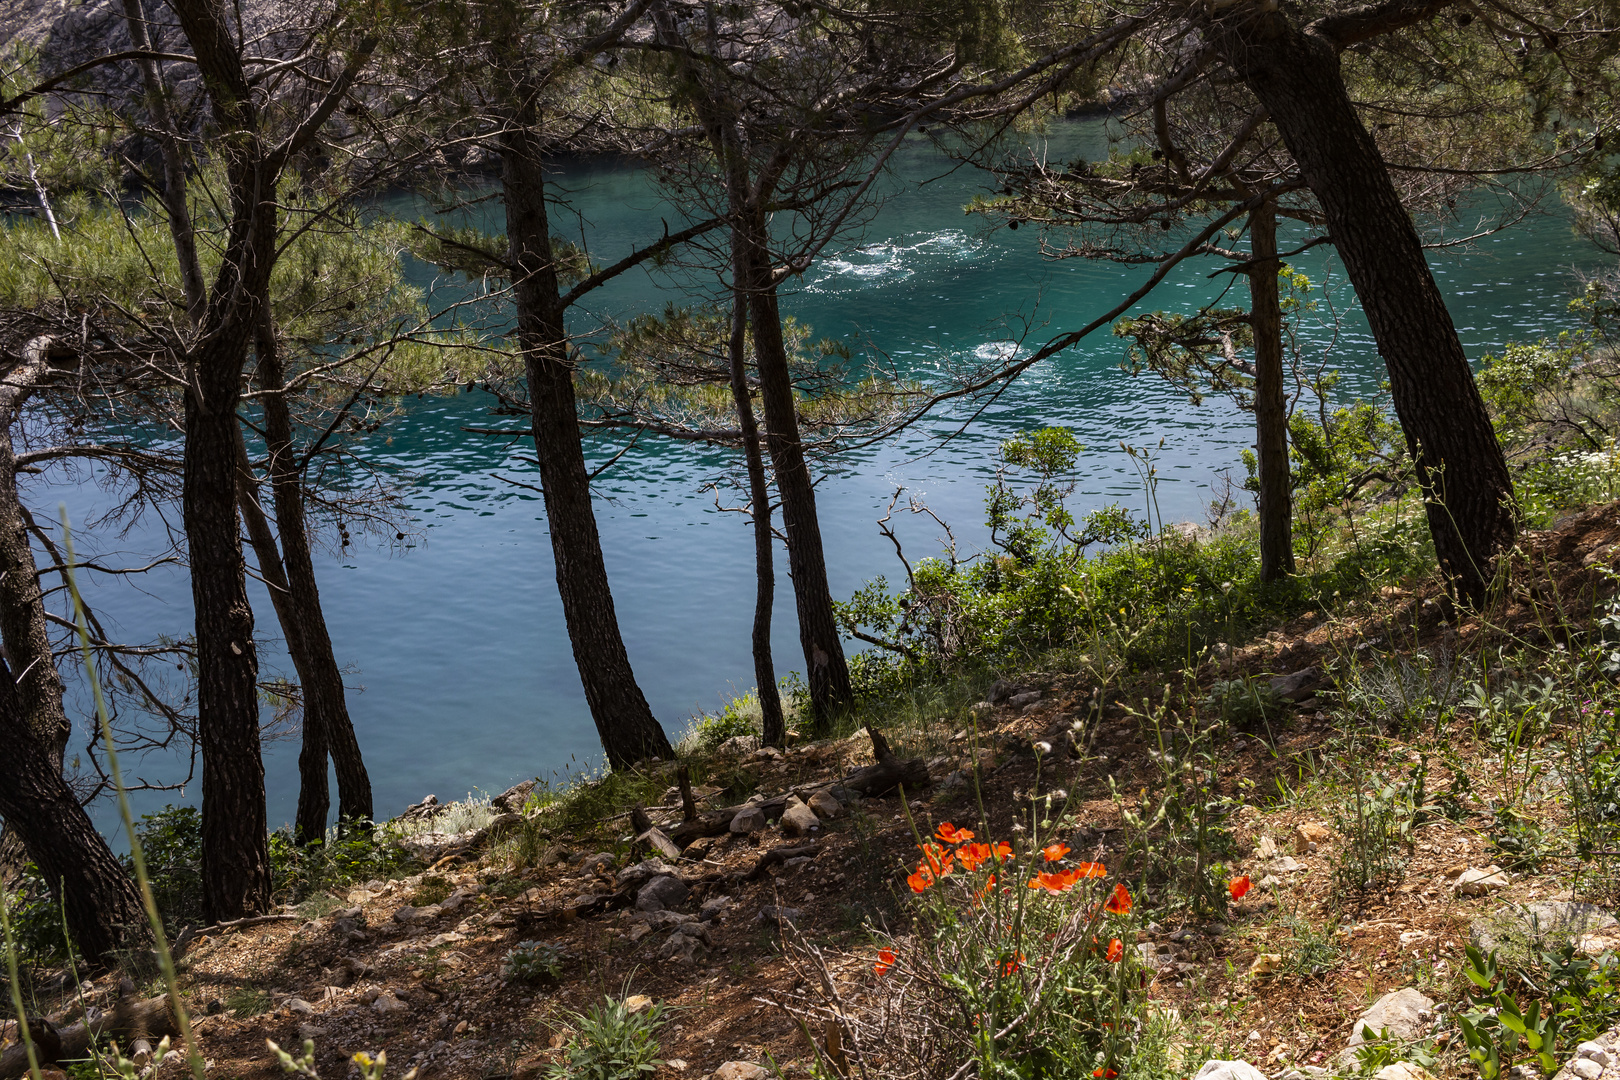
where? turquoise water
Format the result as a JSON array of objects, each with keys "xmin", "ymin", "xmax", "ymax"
[{"xmin": 51, "ymin": 122, "xmax": 1606, "ymax": 834}]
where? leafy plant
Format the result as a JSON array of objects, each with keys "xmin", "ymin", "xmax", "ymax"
[
  {"xmin": 546, "ymin": 995, "xmax": 667, "ymax": 1080},
  {"xmin": 799, "ymin": 784, "xmax": 1147, "ymax": 1080},
  {"xmin": 1122, "ymin": 691, "xmax": 1238, "ymax": 917},
  {"xmin": 1330, "ymin": 763, "xmax": 1423, "ymax": 901},
  {"xmin": 1354, "ymin": 1026, "xmax": 1439, "ymax": 1074},
  {"xmin": 1202, "ymin": 676, "xmax": 1287, "ymax": 732},
  {"xmin": 410, "ymin": 875, "xmax": 453, "ymax": 907},
  {"xmin": 501, "ymin": 940, "xmax": 567, "ymax": 984},
  {"xmin": 1458, "ymin": 945, "xmax": 1563, "ymax": 1080}
]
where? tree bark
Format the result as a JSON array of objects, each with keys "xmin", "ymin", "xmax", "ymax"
[
  {"xmin": 169, "ymin": 0, "xmax": 274, "ymax": 921},
  {"xmin": 499, "ymin": 104, "xmax": 673, "ymax": 771},
  {"xmin": 0, "ymin": 653, "xmax": 147, "ymax": 963},
  {"xmin": 261, "ymin": 325, "xmax": 372, "ymax": 833},
  {"xmin": 1207, "ymin": 7, "xmax": 1515, "ymax": 601},
  {"xmin": 0, "ymin": 337, "xmax": 70, "ymax": 764},
  {"xmin": 1247, "ymin": 200, "xmax": 1295, "ymax": 581},
  {"xmin": 0, "ymin": 337, "xmax": 146, "ymax": 963},
  {"xmin": 739, "ymin": 216, "xmax": 854, "ymax": 729},
  {"xmin": 236, "ymin": 316, "xmax": 373, "ymax": 843},
  {"xmin": 728, "ymin": 250, "xmax": 787, "ymax": 748}
]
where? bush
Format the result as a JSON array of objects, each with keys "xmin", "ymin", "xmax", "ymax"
[
  {"xmin": 128, "ymin": 804, "xmax": 203, "ymax": 933},
  {"xmin": 836, "ymin": 427, "xmax": 1431, "ymax": 707},
  {"xmin": 270, "ymin": 821, "xmax": 417, "ymax": 906},
  {"xmin": 680, "ymin": 693, "xmax": 762, "ymax": 752}
]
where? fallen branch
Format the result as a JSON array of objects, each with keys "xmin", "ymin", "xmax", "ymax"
[{"xmin": 0, "ymin": 994, "xmax": 179, "ymax": 1078}]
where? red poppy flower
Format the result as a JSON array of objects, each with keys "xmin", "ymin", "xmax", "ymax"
[
  {"xmin": 991, "ymin": 841, "xmax": 1013, "ymax": 861},
  {"xmin": 1000, "ymin": 952, "xmax": 1025, "ymax": 976},
  {"xmin": 918, "ymin": 842, "xmax": 954, "ymax": 877},
  {"xmin": 1228, "ymin": 875, "xmax": 1252, "ymax": 900},
  {"xmin": 1104, "ymin": 883, "xmax": 1132, "ymax": 915},
  {"xmin": 936, "ymin": 822, "xmax": 975, "ymax": 844},
  {"xmin": 1093, "ymin": 1068, "xmax": 1118, "ymax": 1078},
  {"xmin": 958, "ymin": 842, "xmax": 992, "ymax": 872},
  {"xmin": 907, "ymin": 867, "xmax": 934, "ymax": 893},
  {"xmin": 1075, "ymin": 862, "xmax": 1107, "ymax": 878},
  {"xmin": 1041, "ymin": 842, "xmax": 1072, "ymax": 863},
  {"xmin": 1029, "ymin": 868, "xmax": 1084, "ymax": 893},
  {"xmin": 1106, "ymin": 938, "xmax": 1124, "ymax": 963},
  {"xmin": 874, "ymin": 948, "xmax": 896, "ymax": 976}
]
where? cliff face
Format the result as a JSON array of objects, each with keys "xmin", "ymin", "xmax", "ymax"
[{"xmin": 3, "ymin": 0, "xmax": 174, "ymax": 109}]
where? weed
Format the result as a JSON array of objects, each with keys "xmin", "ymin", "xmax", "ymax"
[
  {"xmin": 410, "ymin": 875, "xmax": 453, "ymax": 907},
  {"xmin": 1329, "ymin": 760, "xmax": 1420, "ymax": 902},
  {"xmin": 226, "ymin": 986, "xmax": 274, "ymax": 1018},
  {"xmin": 502, "ymin": 940, "xmax": 567, "ymax": 985},
  {"xmin": 678, "ymin": 693, "xmax": 763, "ymax": 753},
  {"xmin": 1459, "ymin": 946, "xmax": 1563, "ymax": 1080},
  {"xmin": 1120, "ymin": 689, "xmax": 1238, "ymax": 917},
  {"xmin": 295, "ymin": 893, "xmax": 344, "ymax": 920},
  {"xmin": 546, "ymin": 994, "xmax": 667, "ymax": 1080},
  {"xmin": 1276, "ymin": 909, "xmax": 1343, "ymax": 979},
  {"xmin": 1203, "ymin": 675, "xmax": 1287, "ymax": 733}
]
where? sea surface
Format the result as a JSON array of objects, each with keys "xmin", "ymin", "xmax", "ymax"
[{"xmin": 44, "ymin": 120, "xmax": 1606, "ymax": 836}]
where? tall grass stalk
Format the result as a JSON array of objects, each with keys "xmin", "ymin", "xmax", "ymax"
[
  {"xmin": 61, "ymin": 508, "xmax": 205, "ymax": 1080},
  {"xmin": 1, "ymin": 887, "xmax": 44, "ymax": 1080}
]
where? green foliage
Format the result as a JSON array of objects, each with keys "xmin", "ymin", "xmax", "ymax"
[
  {"xmin": 226, "ymin": 986, "xmax": 275, "ymax": 1018},
  {"xmin": 501, "ymin": 940, "xmax": 568, "ymax": 984},
  {"xmin": 1276, "ymin": 909, "xmax": 1342, "ymax": 979},
  {"xmin": 1354, "ymin": 1026, "xmax": 1439, "ymax": 1075},
  {"xmin": 268, "ymin": 821, "xmax": 417, "ymax": 907},
  {"xmin": 1268, "ymin": 394, "xmax": 1409, "ymax": 557},
  {"xmin": 839, "ymin": 427, "xmax": 1428, "ymax": 708},
  {"xmin": 682, "ymin": 692, "xmax": 764, "ymax": 751},
  {"xmin": 1543, "ymin": 942, "xmax": 1620, "ymax": 1045},
  {"xmin": 1328, "ymin": 764, "xmax": 1424, "ymax": 901},
  {"xmin": 127, "ymin": 805, "xmax": 204, "ymax": 934},
  {"xmin": 1120, "ymin": 694, "xmax": 1238, "ymax": 917},
  {"xmin": 0, "ymin": 865, "xmax": 72, "ymax": 967},
  {"xmin": 1459, "ymin": 946, "xmax": 1564, "ymax": 1080},
  {"xmin": 1202, "ymin": 676, "xmax": 1286, "ymax": 732},
  {"xmin": 546, "ymin": 995, "xmax": 667, "ymax": 1080},
  {"xmin": 411, "ymin": 875, "xmax": 453, "ymax": 907}
]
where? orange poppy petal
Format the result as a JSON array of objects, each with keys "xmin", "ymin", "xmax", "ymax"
[{"xmin": 1104, "ymin": 882, "xmax": 1132, "ymax": 914}]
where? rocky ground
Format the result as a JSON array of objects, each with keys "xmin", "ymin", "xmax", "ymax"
[{"xmin": 7, "ymin": 504, "xmax": 1620, "ymax": 1080}]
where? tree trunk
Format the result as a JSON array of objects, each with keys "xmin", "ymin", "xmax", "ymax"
[
  {"xmin": 120, "ymin": 0, "xmax": 206, "ymax": 326},
  {"xmin": 0, "ymin": 337, "xmax": 145, "ymax": 962},
  {"xmin": 236, "ymin": 316, "xmax": 372, "ymax": 843},
  {"xmin": 740, "ymin": 215, "xmax": 853, "ymax": 729},
  {"xmin": 186, "ymin": 326, "xmax": 271, "ymax": 920},
  {"xmin": 0, "ymin": 337, "xmax": 70, "ymax": 765},
  {"xmin": 1208, "ymin": 10, "xmax": 1515, "ymax": 601},
  {"xmin": 0, "ymin": 655, "xmax": 147, "ymax": 962},
  {"xmin": 232, "ymin": 421, "xmax": 330, "ymax": 848},
  {"xmin": 259, "ymin": 319, "xmax": 372, "ymax": 833},
  {"xmin": 1247, "ymin": 200, "xmax": 1295, "ymax": 582},
  {"xmin": 661, "ymin": 3, "xmax": 849, "ymax": 731},
  {"xmin": 499, "ymin": 106, "xmax": 672, "ymax": 771},
  {"xmin": 726, "ymin": 260, "xmax": 786, "ymax": 747},
  {"xmin": 168, "ymin": 0, "xmax": 274, "ymax": 921}
]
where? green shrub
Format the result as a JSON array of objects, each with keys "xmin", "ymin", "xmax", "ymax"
[
  {"xmin": 501, "ymin": 940, "xmax": 567, "ymax": 984},
  {"xmin": 269, "ymin": 821, "xmax": 417, "ymax": 905},
  {"xmin": 681, "ymin": 693, "xmax": 762, "ymax": 752},
  {"xmin": 128, "ymin": 805, "xmax": 203, "ymax": 933},
  {"xmin": 547, "ymin": 995, "xmax": 666, "ymax": 1080}
]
